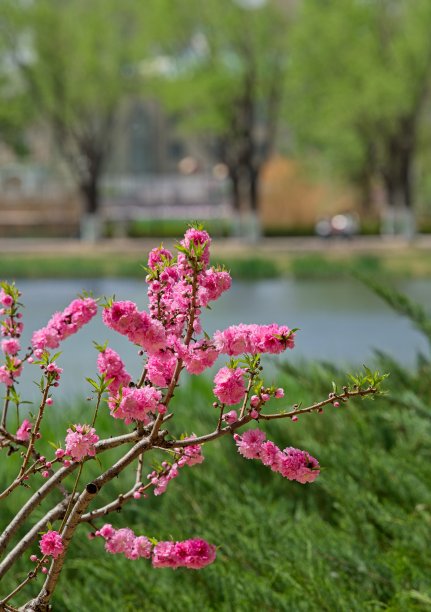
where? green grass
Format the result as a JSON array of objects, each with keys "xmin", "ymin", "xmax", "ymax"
[
  {"xmin": 1, "ymin": 285, "xmax": 431, "ymax": 610},
  {"xmin": 3, "ymin": 248, "xmax": 431, "ymax": 281},
  {"xmin": 1, "ymin": 356, "xmax": 431, "ymax": 611}
]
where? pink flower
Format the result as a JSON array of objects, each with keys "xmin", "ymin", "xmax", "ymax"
[
  {"xmin": 180, "ymin": 538, "xmax": 217, "ymax": 570},
  {"xmin": 214, "ymin": 324, "xmax": 296, "ymax": 356},
  {"xmin": 1, "ymin": 339, "xmax": 20, "ymax": 355},
  {"xmin": 213, "ymin": 367, "xmax": 246, "ymax": 405},
  {"xmin": 235, "ymin": 428, "xmax": 266, "ymax": 459},
  {"xmin": 147, "ymin": 350, "xmax": 176, "ymax": 387},
  {"xmin": 148, "ymin": 246, "xmax": 173, "ymax": 270},
  {"xmin": 103, "ymin": 302, "xmax": 166, "ymax": 353},
  {"xmin": 0, "ymin": 290, "xmax": 13, "ymax": 307},
  {"xmin": 152, "ymin": 538, "xmax": 216, "ymax": 569},
  {"xmin": 133, "ymin": 536, "xmax": 153, "ymax": 559},
  {"xmin": 32, "ymin": 297, "xmax": 97, "ymax": 351},
  {"xmin": 97, "ymin": 347, "xmax": 131, "ymax": 395},
  {"xmin": 259, "ymin": 441, "xmax": 281, "ymax": 471},
  {"xmin": 16, "ymin": 418, "xmax": 32, "ymax": 441},
  {"xmin": 222, "ymin": 410, "xmax": 238, "ymax": 425},
  {"xmin": 105, "ymin": 528, "xmax": 135, "ymax": 557},
  {"xmin": 39, "ymin": 530, "xmax": 64, "ymax": 559},
  {"xmin": 278, "ymin": 447, "xmax": 320, "ymax": 483},
  {"xmin": 151, "ymin": 541, "xmax": 178, "ymax": 568},
  {"xmin": 275, "ymin": 388, "xmax": 284, "ymax": 399},
  {"xmin": 110, "ymin": 386, "xmax": 162, "ymax": 425},
  {"xmin": 97, "ymin": 524, "xmax": 116, "ymax": 539},
  {"xmin": 198, "ymin": 268, "xmax": 232, "ymax": 306},
  {"xmin": 0, "ymin": 365, "xmax": 13, "ymax": 386},
  {"xmin": 181, "ymin": 228, "xmax": 211, "ymax": 265},
  {"xmin": 181, "ymin": 340, "xmax": 219, "ymax": 375},
  {"xmin": 65, "ymin": 424, "xmax": 99, "ymax": 462}
]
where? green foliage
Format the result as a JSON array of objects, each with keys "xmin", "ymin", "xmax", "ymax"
[
  {"xmin": 2, "ymin": 363, "xmax": 430, "ymax": 610},
  {"xmin": 286, "ymin": 0, "xmax": 431, "ymax": 200}
]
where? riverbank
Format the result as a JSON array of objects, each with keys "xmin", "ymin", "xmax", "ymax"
[{"xmin": 2, "ymin": 235, "xmax": 431, "ymax": 279}]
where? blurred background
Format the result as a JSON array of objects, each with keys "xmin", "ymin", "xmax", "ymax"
[
  {"xmin": 1, "ymin": 0, "xmax": 431, "ymax": 241},
  {"xmin": 1, "ymin": 2, "xmax": 431, "ymax": 610}
]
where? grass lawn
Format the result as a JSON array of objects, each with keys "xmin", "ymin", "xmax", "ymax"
[
  {"xmin": 2, "ymin": 247, "xmax": 431, "ymax": 280},
  {"xmin": 1, "ymin": 358, "xmax": 430, "ymax": 611}
]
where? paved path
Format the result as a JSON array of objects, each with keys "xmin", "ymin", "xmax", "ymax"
[{"xmin": 1, "ymin": 235, "xmax": 431, "ymax": 256}]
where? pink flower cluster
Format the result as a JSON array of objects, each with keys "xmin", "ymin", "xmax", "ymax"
[
  {"xmin": 64, "ymin": 424, "xmax": 99, "ymax": 462},
  {"xmin": 39, "ymin": 530, "xmax": 64, "ymax": 559},
  {"xmin": 147, "ymin": 442, "xmax": 204, "ymax": 496},
  {"xmin": 176, "ymin": 339, "xmax": 219, "ymax": 375},
  {"xmin": 109, "ymin": 386, "xmax": 163, "ymax": 425},
  {"xmin": 32, "ymin": 297, "xmax": 98, "ymax": 352},
  {"xmin": 102, "ymin": 301, "xmax": 166, "ymax": 353},
  {"xmin": 97, "ymin": 524, "xmax": 152, "ymax": 560},
  {"xmin": 213, "ymin": 367, "xmax": 246, "ymax": 405},
  {"xmin": 146, "ymin": 350, "xmax": 176, "ymax": 387},
  {"xmin": 234, "ymin": 428, "xmax": 320, "ymax": 484},
  {"xmin": 0, "ymin": 283, "xmax": 24, "ymax": 387},
  {"xmin": 152, "ymin": 538, "xmax": 216, "ymax": 569},
  {"xmin": 97, "ymin": 524, "xmax": 216, "ymax": 569},
  {"xmin": 1, "ymin": 338, "xmax": 20, "ymax": 355},
  {"xmin": 97, "ymin": 347, "xmax": 131, "ymax": 395},
  {"xmin": 214, "ymin": 324, "xmax": 295, "ymax": 356},
  {"xmin": 145, "ymin": 232, "xmax": 230, "ymax": 340}
]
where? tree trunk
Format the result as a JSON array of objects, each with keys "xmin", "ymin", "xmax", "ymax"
[
  {"xmin": 381, "ymin": 118, "xmax": 416, "ymax": 239},
  {"xmin": 79, "ymin": 175, "xmax": 103, "ymax": 242}
]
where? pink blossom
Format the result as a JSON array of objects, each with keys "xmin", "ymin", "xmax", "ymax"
[
  {"xmin": 97, "ymin": 347, "xmax": 131, "ymax": 395},
  {"xmin": 148, "ymin": 246, "xmax": 173, "ymax": 270},
  {"xmin": 151, "ymin": 541, "xmax": 178, "ymax": 568},
  {"xmin": 181, "ymin": 227, "xmax": 211, "ymax": 265},
  {"xmin": 198, "ymin": 268, "xmax": 232, "ymax": 306},
  {"xmin": 214, "ymin": 324, "xmax": 296, "ymax": 356},
  {"xmin": 147, "ymin": 350, "xmax": 176, "ymax": 387},
  {"xmin": 1, "ymin": 339, "xmax": 20, "ymax": 355},
  {"xmin": 181, "ymin": 340, "xmax": 219, "ymax": 375},
  {"xmin": 16, "ymin": 418, "xmax": 32, "ymax": 441},
  {"xmin": 39, "ymin": 530, "xmax": 64, "ymax": 559},
  {"xmin": 133, "ymin": 536, "xmax": 153, "ymax": 559},
  {"xmin": 152, "ymin": 539, "xmax": 216, "ymax": 569},
  {"xmin": 0, "ymin": 290, "xmax": 13, "ymax": 307},
  {"xmin": 275, "ymin": 388, "xmax": 285, "ymax": 399},
  {"xmin": 32, "ymin": 297, "xmax": 97, "ymax": 351},
  {"xmin": 149, "ymin": 441, "xmax": 204, "ymax": 496},
  {"xmin": 213, "ymin": 324, "xmax": 257, "ymax": 355},
  {"xmin": 0, "ymin": 365, "xmax": 13, "ymax": 386},
  {"xmin": 259, "ymin": 441, "xmax": 282, "ymax": 471},
  {"xmin": 110, "ymin": 386, "xmax": 162, "ymax": 425},
  {"xmin": 278, "ymin": 447, "xmax": 320, "ymax": 483},
  {"xmin": 65, "ymin": 424, "xmax": 99, "ymax": 462},
  {"xmin": 97, "ymin": 524, "xmax": 115, "ymax": 539},
  {"xmin": 104, "ymin": 528, "xmax": 136, "ymax": 557},
  {"xmin": 213, "ymin": 367, "xmax": 246, "ymax": 405},
  {"xmin": 250, "ymin": 395, "xmax": 260, "ymax": 408},
  {"xmin": 179, "ymin": 538, "xmax": 217, "ymax": 569},
  {"xmin": 222, "ymin": 410, "xmax": 238, "ymax": 425},
  {"xmin": 234, "ymin": 428, "xmax": 266, "ymax": 459},
  {"xmin": 103, "ymin": 302, "xmax": 166, "ymax": 353}
]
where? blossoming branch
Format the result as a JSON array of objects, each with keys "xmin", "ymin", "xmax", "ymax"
[{"xmin": 0, "ymin": 227, "xmax": 385, "ymax": 611}]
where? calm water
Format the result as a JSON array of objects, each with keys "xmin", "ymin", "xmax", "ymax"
[{"xmin": 10, "ymin": 277, "xmax": 431, "ymax": 400}]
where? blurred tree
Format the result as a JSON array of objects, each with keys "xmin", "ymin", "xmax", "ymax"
[
  {"xmin": 0, "ymin": 0, "xmax": 149, "ymax": 239},
  {"xmin": 286, "ymin": 0, "xmax": 431, "ymax": 236},
  {"xmin": 151, "ymin": 0, "xmax": 291, "ymax": 239}
]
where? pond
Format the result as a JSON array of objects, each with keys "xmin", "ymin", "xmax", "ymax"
[{"xmin": 10, "ymin": 277, "xmax": 431, "ymax": 401}]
